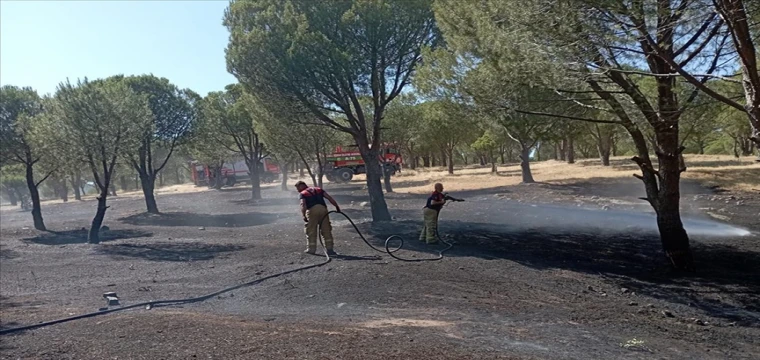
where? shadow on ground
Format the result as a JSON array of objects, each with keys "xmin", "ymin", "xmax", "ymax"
[
  {"xmin": 0, "ymin": 248, "xmax": 19, "ymax": 259},
  {"xmin": 229, "ymin": 198, "xmax": 295, "ymax": 207},
  {"xmin": 0, "ymin": 295, "xmax": 44, "ymax": 335},
  {"xmin": 119, "ymin": 212, "xmax": 280, "ymax": 228},
  {"xmin": 96, "ymin": 242, "xmax": 247, "ymax": 262},
  {"xmin": 359, "ymin": 219, "xmax": 760, "ymax": 327},
  {"xmin": 22, "ymin": 229, "xmax": 153, "ymax": 245}
]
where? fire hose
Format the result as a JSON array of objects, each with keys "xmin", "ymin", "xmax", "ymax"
[{"xmin": 0, "ymin": 196, "xmax": 464, "ymax": 336}]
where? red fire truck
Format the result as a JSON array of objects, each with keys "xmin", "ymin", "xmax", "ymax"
[
  {"xmin": 191, "ymin": 157, "xmax": 280, "ymax": 188},
  {"xmin": 324, "ymin": 144, "xmax": 403, "ymax": 183}
]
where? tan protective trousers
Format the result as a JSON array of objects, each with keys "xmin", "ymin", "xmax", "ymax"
[
  {"xmin": 305, "ymin": 204, "xmax": 334, "ymax": 251},
  {"xmin": 419, "ymin": 208, "xmax": 439, "ymax": 244}
]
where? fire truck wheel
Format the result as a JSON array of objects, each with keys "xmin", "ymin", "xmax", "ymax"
[{"xmin": 336, "ymin": 168, "xmax": 353, "ymax": 182}]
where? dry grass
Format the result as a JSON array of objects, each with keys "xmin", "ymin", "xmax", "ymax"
[
  {"xmin": 2, "ymin": 184, "xmax": 216, "ymax": 211},
  {"xmin": 51, "ymin": 183, "xmax": 209, "ymax": 204},
  {"xmin": 381, "ymin": 155, "xmax": 759, "ymax": 194}
]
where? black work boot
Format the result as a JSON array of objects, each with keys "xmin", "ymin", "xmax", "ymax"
[{"xmin": 326, "ymin": 249, "xmax": 337, "ymax": 256}]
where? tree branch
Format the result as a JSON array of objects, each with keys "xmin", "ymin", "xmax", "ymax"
[
  {"xmin": 502, "ymin": 107, "xmax": 621, "ymax": 124},
  {"xmin": 35, "ymin": 170, "xmax": 54, "ymax": 187}
]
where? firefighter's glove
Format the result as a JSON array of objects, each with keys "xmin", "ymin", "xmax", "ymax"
[
  {"xmin": 335, "ymin": 206, "xmax": 341, "ymax": 213},
  {"xmin": 303, "ymin": 217, "xmax": 308, "ymax": 223}
]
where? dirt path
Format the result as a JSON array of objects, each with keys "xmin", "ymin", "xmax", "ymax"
[{"xmin": 1, "ymin": 179, "xmax": 758, "ymax": 359}]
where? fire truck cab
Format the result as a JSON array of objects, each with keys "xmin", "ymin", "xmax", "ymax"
[{"xmin": 324, "ymin": 144, "xmax": 402, "ymax": 183}]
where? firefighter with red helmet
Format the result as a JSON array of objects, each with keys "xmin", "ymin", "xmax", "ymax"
[
  {"xmin": 419, "ymin": 183, "xmax": 463, "ymax": 244},
  {"xmin": 419, "ymin": 183, "xmax": 446, "ymax": 244}
]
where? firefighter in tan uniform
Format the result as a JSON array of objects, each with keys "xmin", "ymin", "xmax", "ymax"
[
  {"xmin": 419, "ymin": 183, "xmax": 446, "ymax": 244},
  {"xmin": 295, "ymin": 181, "xmax": 341, "ymax": 255}
]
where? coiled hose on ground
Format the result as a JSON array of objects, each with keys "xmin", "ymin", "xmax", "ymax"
[{"xmin": 0, "ymin": 210, "xmax": 452, "ymax": 335}]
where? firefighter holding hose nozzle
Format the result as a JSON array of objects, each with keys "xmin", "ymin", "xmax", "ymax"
[
  {"xmin": 295, "ymin": 181, "xmax": 341, "ymax": 256},
  {"xmin": 419, "ymin": 183, "xmax": 464, "ymax": 244}
]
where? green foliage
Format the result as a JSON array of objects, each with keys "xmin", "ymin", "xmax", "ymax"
[
  {"xmin": 420, "ymin": 100, "xmax": 478, "ymax": 152},
  {"xmin": 224, "ymin": 0, "xmax": 437, "ymax": 143},
  {"xmin": 198, "ymin": 85, "xmax": 262, "ymax": 164},
  {"xmin": 0, "ymin": 164, "xmax": 28, "ymax": 202},
  {"xmin": 121, "ymin": 75, "xmax": 198, "ymax": 177},
  {"xmin": 256, "ymin": 98, "xmax": 340, "ymax": 174},
  {"xmin": 382, "ymin": 94, "xmax": 427, "ymax": 162},
  {"xmin": 471, "ymin": 130, "xmax": 498, "ymax": 154},
  {"xmin": 0, "ymin": 85, "xmax": 44, "ymax": 166},
  {"xmin": 50, "ymin": 78, "xmax": 152, "ymax": 192}
]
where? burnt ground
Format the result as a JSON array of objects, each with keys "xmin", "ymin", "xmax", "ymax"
[{"xmin": 0, "ymin": 178, "xmax": 758, "ymax": 359}]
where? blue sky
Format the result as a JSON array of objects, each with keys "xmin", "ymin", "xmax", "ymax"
[{"xmin": 1, "ymin": 0, "xmax": 236, "ymax": 97}]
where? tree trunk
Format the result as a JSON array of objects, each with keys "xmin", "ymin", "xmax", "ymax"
[
  {"xmin": 560, "ymin": 139, "xmax": 567, "ymax": 161},
  {"xmin": 134, "ymin": 174, "xmax": 139, "ymax": 190},
  {"xmin": 430, "ymin": 154, "xmax": 436, "ymax": 167},
  {"xmin": 740, "ymin": 137, "xmax": 753, "ymax": 156},
  {"xmin": 59, "ymin": 178, "xmax": 69, "ymax": 202},
  {"xmin": 213, "ymin": 166, "xmax": 223, "ymax": 190},
  {"xmin": 119, "ymin": 175, "xmax": 128, "ymax": 191},
  {"xmin": 500, "ymin": 147, "xmax": 506, "ymax": 164},
  {"xmin": 159, "ymin": 171, "xmax": 164, "ymax": 187},
  {"xmin": 566, "ymin": 137, "xmax": 575, "ymax": 164},
  {"xmin": 7, "ymin": 190, "xmax": 18, "ymax": 206},
  {"xmin": 490, "ymin": 150, "xmax": 497, "ymax": 173},
  {"xmin": 24, "ymin": 157, "xmax": 46, "ymax": 231},
  {"xmin": 446, "ymin": 148, "xmax": 454, "ymax": 174},
  {"xmin": 597, "ymin": 132, "xmax": 612, "ymax": 166},
  {"xmin": 174, "ymin": 166, "xmax": 181, "ymax": 184},
  {"xmin": 359, "ymin": 145, "xmax": 392, "ymax": 222},
  {"xmin": 553, "ymin": 143, "xmax": 560, "ymax": 160},
  {"xmin": 317, "ymin": 164, "xmax": 324, "ymax": 188},
  {"xmin": 299, "ymin": 156, "xmax": 317, "ymax": 187},
  {"xmin": 519, "ymin": 146, "xmax": 535, "ymax": 183},
  {"xmin": 440, "ymin": 150, "xmax": 447, "ymax": 168},
  {"xmin": 249, "ymin": 168, "xmax": 261, "ymax": 200},
  {"xmin": 88, "ymin": 192, "xmax": 109, "ymax": 244},
  {"xmin": 109, "ymin": 183, "xmax": 117, "ymax": 197},
  {"xmin": 423, "ymin": 156, "xmax": 430, "ymax": 167},
  {"xmin": 72, "ymin": 179, "xmax": 81, "ymax": 200},
  {"xmin": 140, "ymin": 173, "xmax": 159, "ymax": 214},
  {"xmin": 299, "ymin": 162, "xmax": 305, "ymax": 177},
  {"xmin": 733, "ymin": 138, "xmax": 740, "ymax": 158},
  {"xmin": 281, "ymin": 162, "xmax": 289, "ymax": 191},
  {"xmin": 653, "ymin": 136, "xmax": 694, "ymax": 271},
  {"xmin": 72, "ymin": 171, "xmax": 82, "ymax": 200},
  {"xmin": 600, "ymin": 149, "xmax": 611, "ymax": 166}
]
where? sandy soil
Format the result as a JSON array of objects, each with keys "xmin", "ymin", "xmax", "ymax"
[
  {"xmin": 385, "ymin": 155, "xmax": 760, "ymax": 194},
  {"xmin": 0, "ymin": 174, "xmax": 758, "ymax": 359}
]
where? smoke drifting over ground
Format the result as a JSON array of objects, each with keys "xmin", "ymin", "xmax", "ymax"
[{"xmin": 444, "ymin": 198, "xmax": 753, "ymax": 238}]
